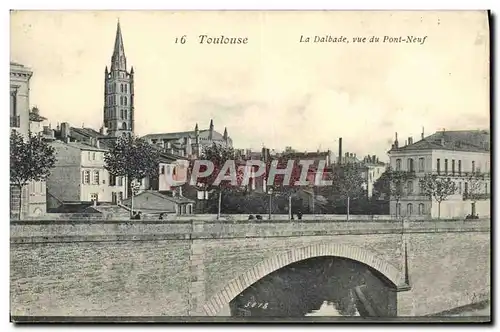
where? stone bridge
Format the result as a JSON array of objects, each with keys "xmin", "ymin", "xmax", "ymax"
[{"xmin": 10, "ymin": 218, "xmax": 490, "ymax": 318}]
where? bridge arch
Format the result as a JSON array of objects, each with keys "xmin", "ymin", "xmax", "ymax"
[{"xmin": 202, "ymin": 242, "xmax": 403, "ymax": 316}]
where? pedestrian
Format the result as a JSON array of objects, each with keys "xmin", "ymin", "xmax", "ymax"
[
  {"xmin": 159, "ymin": 213, "xmax": 164, "ymax": 220},
  {"xmin": 297, "ymin": 210, "xmax": 303, "ymax": 220}
]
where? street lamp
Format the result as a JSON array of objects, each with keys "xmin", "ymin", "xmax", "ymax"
[{"xmin": 268, "ymin": 188, "xmax": 273, "ymax": 220}]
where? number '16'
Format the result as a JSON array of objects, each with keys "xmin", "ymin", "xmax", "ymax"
[{"xmin": 176, "ymin": 35, "xmax": 186, "ymax": 44}]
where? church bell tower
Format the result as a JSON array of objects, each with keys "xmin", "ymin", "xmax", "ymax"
[{"xmin": 103, "ymin": 20, "xmax": 135, "ymax": 137}]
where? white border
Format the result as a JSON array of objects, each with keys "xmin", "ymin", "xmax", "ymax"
[{"xmin": 3, "ymin": 1, "xmax": 498, "ymax": 331}]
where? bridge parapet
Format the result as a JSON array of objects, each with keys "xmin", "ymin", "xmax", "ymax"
[{"xmin": 11, "ymin": 218, "xmax": 490, "ymax": 243}]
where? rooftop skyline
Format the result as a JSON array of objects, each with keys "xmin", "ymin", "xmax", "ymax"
[{"xmin": 10, "ymin": 11, "xmax": 489, "ymax": 159}]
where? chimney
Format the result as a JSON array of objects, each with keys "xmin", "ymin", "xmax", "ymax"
[
  {"xmin": 421, "ymin": 127, "xmax": 425, "ymax": 140},
  {"xmin": 394, "ymin": 132, "xmax": 399, "ymax": 148},
  {"xmin": 60, "ymin": 122, "xmax": 70, "ymax": 140},
  {"xmin": 338, "ymin": 138, "xmax": 343, "ymax": 164},
  {"xmin": 408, "ymin": 137, "xmax": 413, "ymax": 145}
]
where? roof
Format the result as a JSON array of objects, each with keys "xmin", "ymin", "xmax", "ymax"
[
  {"xmin": 122, "ymin": 190, "xmax": 195, "ymax": 205},
  {"xmin": 142, "ymin": 129, "xmax": 209, "ymax": 140},
  {"xmin": 29, "ymin": 109, "xmax": 47, "ymax": 122},
  {"xmin": 282, "ymin": 151, "xmax": 331, "ymax": 158},
  {"xmin": 389, "ymin": 130, "xmax": 490, "ymax": 153},
  {"xmin": 71, "ymin": 127, "xmax": 105, "ymax": 139},
  {"xmin": 52, "ymin": 140, "xmax": 107, "ymax": 152}
]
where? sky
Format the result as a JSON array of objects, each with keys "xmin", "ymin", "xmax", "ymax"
[{"xmin": 10, "ymin": 10, "xmax": 490, "ymax": 161}]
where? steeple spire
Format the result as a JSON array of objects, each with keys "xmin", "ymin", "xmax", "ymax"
[
  {"xmin": 223, "ymin": 127, "xmax": 228, "ymax": 140},
  {"xmin": 111, "ymin": 20, "xmax": 126, "ymax": 71}
]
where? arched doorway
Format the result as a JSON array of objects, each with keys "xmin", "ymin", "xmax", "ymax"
[{"xmin": 229, "ymin": 256, "xmax": 397, "ymax": 317}]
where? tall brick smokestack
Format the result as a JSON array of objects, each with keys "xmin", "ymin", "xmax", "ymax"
[{"xmin": 338, "ymin": 138, "xmax": 343, "ymax": 164}]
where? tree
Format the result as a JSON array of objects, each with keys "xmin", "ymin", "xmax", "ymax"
[
  {"xmin": 419, "ymin": 173, "xmax": 457, "ymax": 219},
  {"xmin": 10, "ymin": 130, "xmax": 56, "ymax": 220},
  {"xmin": 104, "ymin": 134, "xmax": 160, "ymax": 216},
  {"xmin": 464, "ymin": 170, "xmax": 487, "ymax": 216},
  {"xmin": 332, "ymin": 163, "xmax": 365, "ymax": 220},
  {"xmin": 264, "ymin": 156, "xmax": 307, "ymax": 220},
  {"xmin": 372, "ymin": 168, "xmax": 413, "ymax": 218},
  {"xmin": 196, "ymin": 143, "xmax": 237, "ymax": 219}
]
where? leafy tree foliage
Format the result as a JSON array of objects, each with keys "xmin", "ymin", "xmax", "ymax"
[
  {"xmin": 332, "ymin": 163, "xmax": 365, "ymax": 220},
  {"xmin": 10, "ymin": 130, "xmax": 56, "ymax": 219},
  {"xmin": 104, "ymin": 134, "xmax": 160, "ymax": 196},
  {"xmin": 464, "ymin": 170, "xmax": 487, "ymax": 202},
  {"xmin": 419, "ymin": 173, "xmax": 457, "ymax": 219},
  {"xmin": 372, "ymin": 167, "xmax": 412, "ymax": 218}
]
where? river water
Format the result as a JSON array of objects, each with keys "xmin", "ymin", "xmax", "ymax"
[
  {"xmin": 230, "ymin": 256, "xmax": 397, "ymax": 317},
  {"xmin": 305, "ymin": 301, "xmax": 361, "ymax": 316}
]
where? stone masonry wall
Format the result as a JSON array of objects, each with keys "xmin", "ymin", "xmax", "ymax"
[{"xmin": 10, "ymin": 218, "xmax": 490, "ymax": 317}]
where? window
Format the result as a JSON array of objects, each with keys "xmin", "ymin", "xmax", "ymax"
[
  {"xmin": 459, "ymin": 182, "xmax": 462, "ymax": 194},
  {"xmin": 10, "ymin": 91, "xmax": 17, "ymax": 119},
  {"xmin": 472, "ymin": 161, "xmax": 476, "ymax": 173},
  {"xmin": 121, "ymin": 109, "xmax": 124, "ymax": 119},
  {"xmin": 83, "ymin": 170, "xmax": 90, "ymax": 184},
  {"xmin": 458, "ymin": 160, "xmax": 462, "ymax": 175},
  {"xmin": 407, "ymin": 181, "xmax": 414, "ymax": 194},
  {"xmin": 120, "ymin": 84, "xmax": 124, "ymax": 93},
  {"xmin": 124, "ymin": 110, "xmax": 127, "ymax": 120},
  {"xmin": 122, "ymin": 122, "xmax": 127, "ymax": 130},
  {"xmin": 173, "ymin": 167, "xmax": 177, "ymax": 176},
  {"xmin": 88, "ymin": 151, "xmax": 91, "ymax": 160},
  {"xmin": 395, "ymin": 159, "xmax": 401, "ymax": 171},
  {"xmin": 452, "ymin": 160, "xmax": 455, "ymax": 175},
  {"xmin": 90, "ymin": 193, "xmax": 98, "ymax": 202},
  {"xmin": 112, "ymin": 192, "xmax": 117, "ymax": 204},
  {"xmin": 407, "ymin": 203, "xmax": 413, "ymax": 216},
  {"xmin": 124, "ymin": 97, "xmax": 127, "ymax": 106},
  {"xmin": 109, "ymin": 174, "xmax": 116, "ymax": 186},
  {"xmin": 118, "ymin": 176, "xmax": 123, "ymax": 186},
  {"xmin": 93, "ymin": 171, "xmax": 100, "ymax": 185},
  {"xmin": 396, "ymin": 203, "xmax": 401, "ymax": 217},
  {"xmin": 418, "ymin": 203, "xmax": 424, "ymax": 215},
  {"xmin": 92, "ymin": 152, "xmax": 96, "ymax": 160},
  {"xmin": 407, "ymin": 158, "xmax": 414, "ymax": 172},
  {"xmin": 485, "ymin": 183, "xmax": 488, "ymax": 194},
  {"xmin": 124, "ymin": 84, "xmax": 128, "ymax": 93},
  {"xmin": 465, "ymin": 182, "xmax": 469, "ymax": 194},
  {"xmin": 418, "ymin": 158, "xmax": 424, "ymax": 172},
  {"xmin": 161, "ymin": 166, "xmax": 165, "ymax": 174},
  {"xmin": 444, "ymin": 159, "xmax": 448, "ymax": 174},
  {"xmin": 437, "ymin": 159, "xmax": 441, "ymax": 174}
]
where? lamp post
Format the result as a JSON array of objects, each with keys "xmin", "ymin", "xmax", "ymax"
[{"xmin": 268, "ymin": 188, "xmax": 273, "ymax": 220}]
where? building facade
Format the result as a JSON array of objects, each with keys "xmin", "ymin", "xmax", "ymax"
[
  {"xmin": 142, "ymin": 120, "xmax": 233, "ymax": 159},
  {"xmin": 388, "ymin": 130, "xmax": 490, "ymax": 219},
  {"xmin": 10, "ymin": 62, "xmax": 48, "ymax": 218},
  {"xmin": 103, "ymin": 21, "xmax": 135, "ymax": 137},
  {"xmin": 361, "ymin": 155, "xmax": 387, "ymax": 198},
  {"xmin": 47, "ymin": 140, "xmax": 128, "ymax": 207}
]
